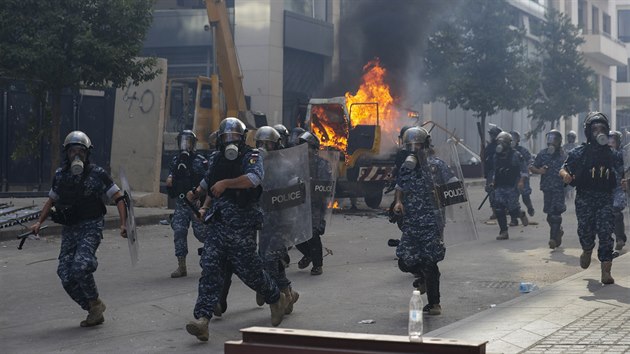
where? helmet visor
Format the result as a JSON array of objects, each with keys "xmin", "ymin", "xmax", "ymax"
[
  {"xmin": 221, "ymin": 132, "xmax": 242, "ymax": 144},
  {"xmin": 405, "ymin": 142, "xmax": 424, "ymax": 153},
  {"xmin": 546, "ymin": 133, "xmax": 561, "ymax": 146},
  {"xmin": 256, "ymin": 140, "xmax": 276, "ymax": 151},
  {"xmin": 179, "ymin": 136, "xmax": 195, "ymax": 151}
]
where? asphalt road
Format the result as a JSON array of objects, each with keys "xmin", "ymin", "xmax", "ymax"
[{"xmin": 0, "ymin": 177, "xmax": 606, "ymax": 353}]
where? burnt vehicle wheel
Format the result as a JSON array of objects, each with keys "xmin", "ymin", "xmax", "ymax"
[{"xmin": 364, "ymin": 189, "xmax": 383, "ymax": 209}]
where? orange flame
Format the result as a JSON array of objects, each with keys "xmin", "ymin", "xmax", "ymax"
[{"xmin": 328, "ymin": 200, "xmax": 340, "ymax": 209}]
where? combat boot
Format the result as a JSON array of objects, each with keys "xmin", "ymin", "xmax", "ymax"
[
  {"xmin": 80, "ymin": 298, "xmax": 106, "ymax": 327},
  {"xmin": 310, "ymin": 266, "xmax": 323, "ymax": 275},
  {"xmin": 270, "ymin": 292, "xmax": 289, "ymax": 326},
  {"xmin": 256, "ymin": 292, "xmax": 265, "ymax": 307},
  {"xmin": 170, "ymin": 256, "xmax": 187, "ymax": 278},
  {"xmin": 298, "ymin": 256, "xmax": 311, "ymax": 269},
  {"xmin": 615, "ymin": 239, "xmax": 625, "ymax": 251},
  {"xmin": 186, "ymin": 317, "xmax": 209, "ymax": 341},
  {"xmin": 601, "ymin": 261, "xmax": 614, "ymax": 284},
  {"xmin": 509, "ymin": 217, "xmax": 518, "ymax": 226},
  {"xmin": 496, "ymin": 230, "xmax": 509, "ymax": 240},
  {"xmin": 519, "ymin": 211, "xmax": 529, "ymax": 226},
  {"xmin": 580, "ymin": 249, "xmax": 593, "ymax": 269},
  {"xmin": 423, "ymin": 303, "xmax": 442, "ymax": 315},
  {"xmin": 282, "ymin": 287, "xmax": 300, "ymax": 314},
  {"xmin": 523, "ymin": 196, "xmax": 535, "ymax": 217}
]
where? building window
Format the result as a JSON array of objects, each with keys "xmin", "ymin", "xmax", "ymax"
[
  {"xmin": 529, "ymin": 17, "xmax": 543, "ymax": 36},
  {"xmin": 592, "ymin": 6, "xmax": 600, "ymax": 34},
  {"xmin": 602, "ymin": 76, "xmax": 612, "ymax": 119},
  {"xmin": 578, "ymin": 0, "xmax": 586, "ymax": 29},
  {"xmin": 603, "ymin": 13, "xmax": 611, "ymax": 35},
  {"xmin": 618, "ymin": 65, "xmax": 628, "ymax": 83},
  {"xmin": 285, "ymin": 0, "xmax": 327, "ymax": 21},
  {"xmin": 619, "ymin": 10, "xmax": 630, "ymax": 42}
]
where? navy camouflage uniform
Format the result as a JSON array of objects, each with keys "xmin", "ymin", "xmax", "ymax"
[
  {"xmin": 168, "ymin": 153, "xmax": 208, "ymax": 257},
  {"xmin": 296, "ymin": 153, "xmax": 332, "ymax": 269},
  {"xmin": 484, "ymin": 141, "xmax": 498, "ymax": 211},
  {"xmin": 564, "ymin": 145, "xmax": 622, "ymax": 262},
  {"xmin": 611, "ymin": 147, "xmax": 627, "ymax": 248},
  {"xmin": 563, "ymin": 142, "xmax": 578, "ymax": 200},
  {"xmin": 193, "ymin": 148, "xmax": 281, "ymax": 320},
  {"xmin": 51, "ymin": 165, "xmax": 120, "ymax": 311},
  {"xmin": 396, "ymin": 159, "xmax": 445, "ymax": 308},
  {"xmin": 532, "ymin": 147, "xmax": 567, "ymax": 245},
  {"xmin": 492, "ymin": 150, "xmax": 528, "ymax": 233},
  {"xmin": 514, "ymin": 144, "xmax": 534, "ymax": 214}
]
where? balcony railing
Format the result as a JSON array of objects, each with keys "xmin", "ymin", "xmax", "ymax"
[{"xmin": 582, "ymin": 29, "xmax": 625, "ymax": 46}]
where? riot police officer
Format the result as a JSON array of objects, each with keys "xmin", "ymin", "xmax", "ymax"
[
  {"xmin": 563, "ymin": 130, "xmax": 578, "ymax": 200},
  {"xmin": 393, "ymin": 127, "xmax": 445, "ymax": 315},
  {"xmin": 185, "ymin": 117, "xmax": 290, "ymax": 342},
  {"xmin": 560, "ymin": 112, "xmax": 621, "ymax": 285},
  {"xmin": 608, "ymin": 131, "xmax": 626, "ymax": 251},
  {"xmin": 287, "ymin": 127, "xmax": 306, "ymax": 147},
  {"xmin": 296, "ymin": 131, "xmax": 332, "ymax": 276},
  {"xmin": 484, "ymin": 125, "xmax": 503, "ymax": 219},
  {"xmin": 166, "ymin": 130, "xmax": 208, "ymax": 278},
  {"xmin": 492, "ymin": 132, "xmax": 529, "ymax": 240},
  {"xmin": 511, "ymin": 131, "xmax": 535, "ymax": 218},
  {"xmin": 530, "ymin": 130, "xmax": 566, "ymax": 248},
  {"xmin": 30, "ymin": 131, "xmax": 128, "ymax": 327},
  {"xmin": 273, "ymin": 124, "xmax": 290, "ymax": 148}
]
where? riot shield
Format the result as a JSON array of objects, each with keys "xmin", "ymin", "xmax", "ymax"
[
  {"xmin": 311, "ymin": 150, "xmax": 340, "ymax": 233},
  {"xmin": 431, "ymin": 139, "xmax": 479, "ymax": 246},
  {"xmin": 119, "ymin": 168, "xmax": 139, "ymax": 266},
  {"xmin": 258, "ymin": 144, "xmax": 312, "ymax": 257}
]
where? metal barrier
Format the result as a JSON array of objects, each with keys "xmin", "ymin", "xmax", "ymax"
[{"xmin": 225, "ymin": 327, "xmax": 487, "ymax": 354}]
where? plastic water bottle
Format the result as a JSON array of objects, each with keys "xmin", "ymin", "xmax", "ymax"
[
  {"xmin": 519, "ymin": 282, "xmax": 539, "ymax": 293},
  {"xmin": 408, "ymin": 290, "xmax": 423, "ymax": 342}
]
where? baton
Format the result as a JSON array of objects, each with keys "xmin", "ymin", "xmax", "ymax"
[
  {"xmin": 477, "ymin": 192, "xmax": 490, "ymax": 210},
  {"xmin": 179, "ymin": 193, "xmax": 201, "ymax": 219},
  {"xmin": 17, "ymin": 225, "xmax": 48, "ymax": 250}
]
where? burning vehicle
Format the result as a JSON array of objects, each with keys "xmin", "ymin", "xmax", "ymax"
[{"xmin": 306, "ymin": 60, "xmax": 417, "ymax": 209}]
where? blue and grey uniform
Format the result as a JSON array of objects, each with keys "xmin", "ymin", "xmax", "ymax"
[
  {"xmin": 296, "ymin": 153, "xmax": 332, "ymax": 268},
  {"xmin": 514, "ymin": 144, "xmax": 534, "ymax": 214},
  {"xmin": 396, "ymin": 160, "xmax": 445, "ymax": 307},
  {"xmin": 563, "ymin": 142, "xmax": 578, "ymax": 199},
  {"xmin": 532, "ymin": 147, "xmax": 567, "ymax": 244},
  {"xmin": 168, "ymin": 153, "xmax": 208, "ymax": 257},
  {"xmin": 193, "ymin": 147, "xmax": 281, "ymax": 320},
  {"xmin": 484, "ymin": 141, "xmax": 498, "ymax": 210},
  {"xmin": 50, "ymin": 164, "xmax": 119, "ymax": 311},
  {"xmin": 492, "ymin": 149, "xmax": 528, "ymax": 232},
  {"xmin": 610, "ymin": 148, "xmax": 627, "ymax": 247},
  {"xmin": 563, "ymin": 144, "xmax": 621, "ymax": 262}
]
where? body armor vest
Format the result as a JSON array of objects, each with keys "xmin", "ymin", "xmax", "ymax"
[
  {"xmin": 576, "ymin": 145, "xmax": 616, "ymax": 192},
  {"xmin": 208, "ymin": 146, "xmax": 262, "ymax": 207},
  {"xmin": 53, "ymin": 165, "xmax": 106, "ymax": 225},
  {"xmin": 494, "ymin": 150, "xmax": 520, "ymax": 187},
  {"xmin": 172, "ymin": 153, "xmax": 204, "ymax": 196}
]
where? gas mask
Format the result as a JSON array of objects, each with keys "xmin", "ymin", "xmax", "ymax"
[
  {"xmin": 223, "ymin": 143, "xmax": 239, "ymax": 160},
  {"xmin": 220, "ymin": 133, "xmax": 243, "ymax": 161},
  {"xmin": 547, "ymin": 145, "xmax": 556, "ymax": 154},
  {"xmin": 496, "ymin": 143, "xmax": 509, "ymax": 154},
  {"xmin": 402, "ymin": 153, "xmax": 418, "ymax": 170},
  {"xmin": 71, "ymin": 156, "xmax": 84, "ymax": 176},
  {"xmin": 510, "ymin": 141, "xmax": 517, "ymax": 148},
  {"xmin": 590, "ymin": 123, "xmax": 609, "ymax": 146}
]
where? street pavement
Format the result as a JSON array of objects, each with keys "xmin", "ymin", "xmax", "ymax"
[{"xmin": 0, "ymin": 176, "xmax": 629, "ymax": 353}]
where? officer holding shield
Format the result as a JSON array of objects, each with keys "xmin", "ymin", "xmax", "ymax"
[
  {"xmin": 166, "ymin": 130, "xmax": 208, "ymax": 278},
  {"xmin": 560, "ymin": 112, "xmax": 621, "ymax": 284},
  {"xmin": 511, "ymin": 131, "xmax": 535, "ymax": 218},
  {"xmin": 185, "ymin": 117, "xmax": 289, "ymax": 342},
  {"xmin": 484, "ymin": 125, "xmax": 503, "ymax": 220},
  {"xmin": 530, "ymin": 130, "xmax": 566, "ymax": 248},
  {"xmin": 30, "ymin": 131, "xmax": 128, "ymax": 328}
]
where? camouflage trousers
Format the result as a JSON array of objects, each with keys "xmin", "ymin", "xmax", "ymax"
[
  {"xmin": 575, "ymin": 191, "xmax": 615, "ymax": 262},
  {"xmin": 171, "ymin": 200, "xmax": 207, "ymax": 257},
  {"xmin": 193, "ymin": 220, "xmax": 280, "ymax": 319},
  {"xmin": 542, "ymin": 189, "xmax": 566, "ymax": 215},
  {"xmin": 57, "ymin": 218, "xmax": 104, "ymax": 311},
  {"xmin": 261, "ymin": 247, "xmax": 291, "ymax": 290}
]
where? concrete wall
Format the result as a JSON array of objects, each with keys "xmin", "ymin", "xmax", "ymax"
[{"xmin": 110, "ymin": 58, "xmax": 168, "ymax": 207}]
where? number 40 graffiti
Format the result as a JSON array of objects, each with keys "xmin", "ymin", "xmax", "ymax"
[{"xmin": 123, "ymin": 86, "xmax": 155, "ymax": 114}]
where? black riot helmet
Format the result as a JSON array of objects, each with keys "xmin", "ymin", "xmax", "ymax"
[
  {"xmin": 298, "ymin": 131, "xmax": 320, "ymax": 150},
  {"xmin": 609, "ymin": 130, "xmax": 622, "ymax": 150},
  {"xmin": 510, "ymin": 130, "xmax": 521, "ymax": 146},
  {"xmin": 546, "ymin": 129, "xmax": 562, "ymax": 146},
  {"xmin": 398, "ymin": 125, "xmax": 412, "ymax": 147},
  {"xmin": 583, "ymin": 111, "xmax": 610, "ymax": 145},
  {"xmin": 402, "ymin": 127, "xmax": 431, "ymax": 153},
  {"xmin": 177, "ymin": 130, "xmax": 197, "ymax": 153},
  {"xmin": 566, "ymin": 130, "xmax": 577, "ymax": 144},
  {"xmin": 488, "ymin": 125, "xmax": 502, "ymax": 142},
  {"xmin": 255, "ymin": 126, "xmax": 282, "ymax": 151},
  {"xmin": 288, "ymin": 127, "xmax": 306, "ymax": 147},
  {"xmin": 218, "ymin": 117, "xmax": 246, "ymax": 145},
  {"xmin": 273, "ymin": 124, "xmax": 289, "ymax": 147}
]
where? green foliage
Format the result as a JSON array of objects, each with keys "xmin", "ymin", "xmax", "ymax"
[
  {"xmin": 423, "ymin": 0, "xmax": 535, "ymax": 140},
  {"xmin": 528, "ymin": 9, "xmax": 596, "ymax": 136},
  {"xmin": 0, "ymin": 0, "xmax": 160, "ymax": 166}
]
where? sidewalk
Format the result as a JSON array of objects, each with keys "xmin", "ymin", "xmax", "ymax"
[{"xmin": 426, "ymin": 251, "xmax": 630, "ymax": 353}]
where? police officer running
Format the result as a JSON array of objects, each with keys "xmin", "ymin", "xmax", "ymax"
[
  {"xmin": 296, "ymin": 131, "xmax": 332, "ymax": 276},
  {"xmin": 608, "ymin": 130, "xmax": 626, "ymax": 251},
  {"xmin": 511, "ymin": 131, "xmax": 535, "ymax": 218},
  {"xmin": 393, "ymin": 127, "xmax": 445, "ymax": 315},
  {"xmin": 530, "ymin": 130, "xmax": 567, "ymax": 249},
  {"xmin": 30, "ymin": 131, "xmax": 128, "ymax": 327},
  {"xmin": 166, "ymin": 130, "xmax": 208, "ymax": 278},
  {"xmin": 484, "ymin": 125, "xmax": 502, "ymax": 220},
  {"xmin": 559, "ymin": 112, "xmax": 622, "ymax": 284},
  {"xmin": 185, "ymin": 117, "xmax": 290, "ymax": 342},
  {"xmin": 492, "ymin": 132, "xmax": 529, "ymax": 240}
]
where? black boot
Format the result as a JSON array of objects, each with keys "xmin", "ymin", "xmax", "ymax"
[
  {"xmin": 547, "ymin": 214, "xmax": 563, "ymax": 248},
  {"xmin": 523, "ymin": 195, "xmax": 535, "ymax": 216}
]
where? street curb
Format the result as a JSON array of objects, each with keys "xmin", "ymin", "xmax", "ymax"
[{"xmin": 0, "ymin": 214, "xmax": 172, "ymax": 243}]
